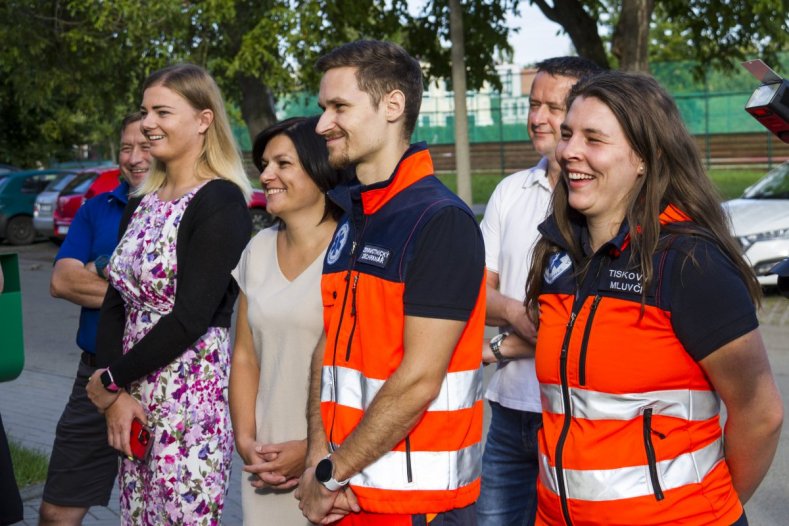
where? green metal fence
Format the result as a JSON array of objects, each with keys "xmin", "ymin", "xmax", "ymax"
[
  {"xmin": 239, "ymin": 56, "xmax": 788, "ymax": 165},
  {"xmin": 270, "ymin": 89, "xmax": 771, "ymax": 141}
]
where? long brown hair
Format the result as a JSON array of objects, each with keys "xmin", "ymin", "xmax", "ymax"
[{"xmin": 525, "ymin": 71, "xmax": 760, "ymax": 321}]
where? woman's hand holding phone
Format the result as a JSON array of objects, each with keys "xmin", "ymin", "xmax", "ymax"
[{"xmin": 104, "ymin": 392, "xmax": 147, "ymax": 457}]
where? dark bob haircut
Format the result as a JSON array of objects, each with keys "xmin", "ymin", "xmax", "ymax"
[{"xmin": 252, "ymin": 116, "xmax": 346, "ymax": 223}]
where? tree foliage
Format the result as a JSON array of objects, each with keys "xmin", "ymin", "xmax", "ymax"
[
  {"xmin": 529, "ymin": 0, "xmax": 788, "ymax": 77},
  {"xmin": 0, "ymin": 0, "xmax": 514, "ymax": 167},
  {"xmin": 405, "ymin": 0, "xmax": 516, "ymax": 92},
  {"xmin": 654, "ymin": 0, "xmax": 788, "ymax": 77}
]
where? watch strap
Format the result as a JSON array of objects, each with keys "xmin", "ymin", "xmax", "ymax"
[
  {"xmin": 489, "ymin": 331, "xmax": 510, "ymax": 362},
  {"xmin": 321, "ymin": 475, "xmax": 347, "ymax": 492},
  {"xmin": 100, "ymin": 368, "xmax": 120, "ymax": 393},
  {"xmin": 316, "ymin": 455, "xmax": 349, "ymax": 491},
  {"xmin": 94, "ymin": 255, "xmax": 110, "ymax": 280}
]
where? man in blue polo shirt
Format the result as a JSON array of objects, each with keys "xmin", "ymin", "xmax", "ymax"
[{"xmin": 39, "ymin": 113, "xmax": 150, "ymax": 525}]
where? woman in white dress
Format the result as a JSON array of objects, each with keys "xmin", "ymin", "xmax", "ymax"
[{"xmin": 229, "ymin": 116, "xmax": 346, "ymax": 524}]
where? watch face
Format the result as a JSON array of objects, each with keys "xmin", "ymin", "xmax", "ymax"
[{"xmin": 315, "ymin": 457, "xmax": 333, "ymax": 483}]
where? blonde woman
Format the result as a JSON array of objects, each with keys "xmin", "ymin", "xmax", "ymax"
[{"xmin": 87, "ymin": 63, "xmax": 252, "ymax": 525}]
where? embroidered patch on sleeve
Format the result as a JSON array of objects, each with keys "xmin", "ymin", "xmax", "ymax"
[{"xmin": 545, "ymin": 252, "xmax": 572, "ymax": 284}]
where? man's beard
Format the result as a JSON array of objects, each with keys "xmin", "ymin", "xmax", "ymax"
[{"xmin": 328, "ymin": 144, "xmax": 351, "ymax": 169}]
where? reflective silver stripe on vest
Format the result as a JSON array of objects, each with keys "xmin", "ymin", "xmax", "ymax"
[
  {"xmin": 540, "ymin": 384, "xmax": 720, "ymax": 421},
  {"xmin": 330, "ymin": 441, "xmax": 482, "ymax": 491},
  {"xmin": 321, "ymin": 365, "xmax": 482, "ymax": 412},
  {"xmin": 539, "ymin": 438, "xmax": 724, "ymax": 501}
]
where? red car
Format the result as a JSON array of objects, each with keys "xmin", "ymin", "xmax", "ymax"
[
  {"xmin": 54, "ymin": 171, "xmax": 274, "ymax": 241},
  {"xmin": 53, "ymin": 168, "xmax": 121, "ymax": 240},
  {"xmin": 249, "ymin": 188, "xmax": 275, "ymax": 232}
]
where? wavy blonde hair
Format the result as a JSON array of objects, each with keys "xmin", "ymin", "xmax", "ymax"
[{"xmin": 136, "ymin": 63, "xmax": 252, "ymax": 200}]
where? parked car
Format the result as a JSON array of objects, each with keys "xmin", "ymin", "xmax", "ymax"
[
  {"xmin": 52, "ymin": 168, "xmax": 121, "ymax": 240},
  {"xmin": 0, "ymin": 163, "xmax": 19, "ymax": 176},
  {"xmin": 33, "ymin": 171, "xmax": 80, "ymax": 239},
  {"xmin": 52, "ymin": 174, "xmax": 274, "ymax": 242},
  {"xmin": 50, "ymin": 160, "xmax": 115, "ymax": 170},
  {"xmin": 249, "ymin": 189, "xmax": 275, "ymax": 232},
  {"xmin": 723, "ymin": 161, "xmax": 789, "ymax": 286},
  {"xmin": 0, "ymin": 169, "xmax": 65, "ymax": 245}
]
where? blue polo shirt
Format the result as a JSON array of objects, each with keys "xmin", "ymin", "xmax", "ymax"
[{"xmin": 55, "ymin": 181, "xmax": 129, "ymax": 354}]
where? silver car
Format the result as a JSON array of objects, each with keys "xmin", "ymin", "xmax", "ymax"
[
  {"xmin": 33, "ymin": 171, "xmax": 78, "ymax": 239},
  {"xmin": 723, "ymin": 161, "xmax": 789, "ymax": 286}
]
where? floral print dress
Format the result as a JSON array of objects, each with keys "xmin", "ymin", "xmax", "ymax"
[{"xmin": 108, "ymin": 185, "xmax": 234, "ymax": 525}]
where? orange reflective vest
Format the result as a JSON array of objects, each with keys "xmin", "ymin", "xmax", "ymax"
[
  {"xmin": 320, "ymin": 144, "xmax": 485, "ymax": 515},
  {"xmin": 535, "ymin": 205, "xmax": 743, "ymax": 526}
]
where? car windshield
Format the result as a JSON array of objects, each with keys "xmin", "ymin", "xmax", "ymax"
[
  {"xmin": 0, "ymin": 176, "xmax": 7, "ymax": 192},
  {"xmin": 61, "ymin": 172, "xmax": 96, "ymax": 195},
  {"xmin": 44, "ymin": 173, "xmax": 78, "ymax": 193},
  {"xmin": 742, "ymin": 162, "xmax": 789, "ymax": 199}
]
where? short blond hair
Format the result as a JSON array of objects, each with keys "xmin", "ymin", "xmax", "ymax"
[{"xmin": 136, "ymin": 63, "xmax": 251, "ymax": 200}]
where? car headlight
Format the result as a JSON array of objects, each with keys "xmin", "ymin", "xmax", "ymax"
[{"xmin": 738, "ymin": 227, "xmax": 789, "ymax": 251}]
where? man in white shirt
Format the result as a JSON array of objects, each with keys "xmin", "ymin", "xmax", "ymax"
[{"xmin": 477, "ymin": 57, "xmax": 603, "ymax": 526}]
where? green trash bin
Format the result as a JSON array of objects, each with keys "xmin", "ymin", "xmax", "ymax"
[{"xmin": 0, "ymin": 253, "xmax": 24, "ymax": 382}]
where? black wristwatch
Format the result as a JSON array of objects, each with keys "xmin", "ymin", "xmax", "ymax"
[
  {"xmin": 99, "ymin": 368, "xmax": 121, "ymax": 393},
  {"xmin": 489, "ymin": 331, "xmax": 511, "ymax": 362},
  {"xmin": 315, "ymin": 455, "xmax": 349, "ymax": 491}
]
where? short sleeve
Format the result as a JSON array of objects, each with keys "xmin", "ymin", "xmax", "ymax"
[
  {"xmin": 232, "ymin": 239, "xmax": 251, "ymax": 295},
  {"xmin": 55, "ymin": 201, "xmax": 95, "ymax": 264},
  {"xmin": 404, "ymin": 207, "xmax": 485, "ymax": 321},
  {"xmin": 480, "ymin": 181, "xmax": 504, "ymax": 274},
  {"xmin": 669, "ymin": 238, "xmax": 759, "ymax": 361}
]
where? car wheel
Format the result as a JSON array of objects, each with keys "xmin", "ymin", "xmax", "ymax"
[
  {"xmin": 5, "ymin": 216, "xmax": 36, "ymax": 245},
  {"xmin": 250, "ymin": 208, "xmax": 276, "ymax": 233}
]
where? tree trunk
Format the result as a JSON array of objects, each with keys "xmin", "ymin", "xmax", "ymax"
[
  {"xmin": 612, "ymin": 0, "xmax": 655, "ymax": 72},
  {"xmin": 530, "ymin": 0, "xmax": 609, "ymax": 69},
  {"xmin": 449, "ymin": 0, "xmax": 473, "ymax": 206},
  {"xmin": 237, "ymin": 73, "xmax": 278, "ymax": 149}
]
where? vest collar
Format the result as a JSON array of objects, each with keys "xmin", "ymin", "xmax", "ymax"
[
  {"xmin": 358, "ymin": 142, "xmax": 434, "ymax": 215},
  {"xmin": 539, "ymin": 203, "xmax": 692, "ymax": 258},
  {"xmin": 613, "ymin": 204, "xmax": 691, "ymax": 256}
]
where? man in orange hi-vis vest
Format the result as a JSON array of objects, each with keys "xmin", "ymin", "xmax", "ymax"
[{"xmin": 295, "ymin": 40, "xmax": 486, "ymax": 526}]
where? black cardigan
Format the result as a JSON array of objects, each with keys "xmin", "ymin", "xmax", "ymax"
[{"xmin": 96, "ymin": 179, "xmax": 252, "ymax": 387}]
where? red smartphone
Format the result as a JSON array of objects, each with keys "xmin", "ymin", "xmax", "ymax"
[{"xmin": 129, "ymin": 418, "xmax": 153, "ymax": 462}]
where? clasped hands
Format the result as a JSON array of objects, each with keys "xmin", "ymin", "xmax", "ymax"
[
  {"xmin": 295, "ymin": 466, "xmax": 360, "ymax": 524},
  {"xmin": 239, "ymin": 438, "xmax": 308, "ymax": 490}
]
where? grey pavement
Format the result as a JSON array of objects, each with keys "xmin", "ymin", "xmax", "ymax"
[{"xmin": 1, "ymin": 241, "xmax": 789, "ymax": 525}]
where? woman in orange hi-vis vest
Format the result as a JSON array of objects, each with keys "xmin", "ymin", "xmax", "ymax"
[{"xmin": 524, "ymin": 71, "xmax": 783, "ymax": 526}]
